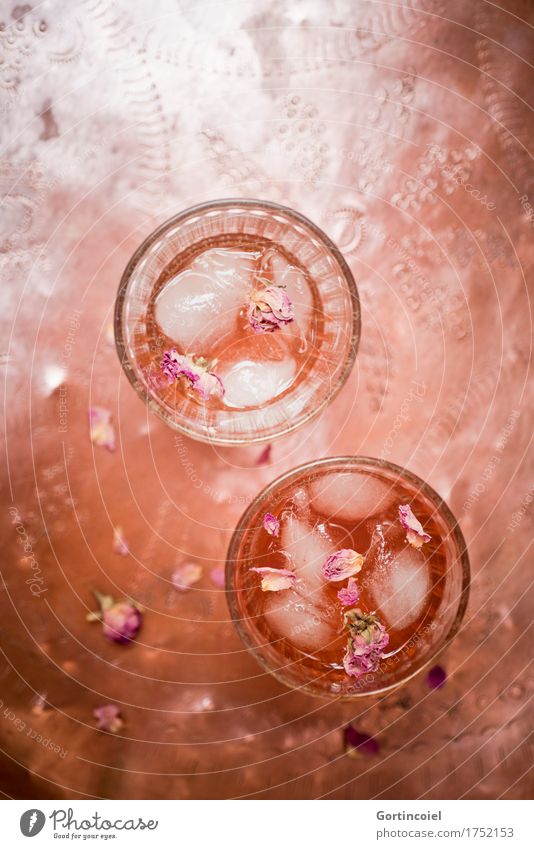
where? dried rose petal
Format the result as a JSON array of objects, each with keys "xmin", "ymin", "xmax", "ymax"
[
  {"xmin": 247, "ymin": 285, "xmax": 294, "ymax": 333},
  {"xmin": 262, "ymin": 512, "xmax": 280, "ymax": 537},
  {"xmin": 112, "ymin": 525, "xmax": 129, "ymax": 556},
  {"xmin": 31, "ymin": 693, "xmax": 48, "ymax": 716},
  {"xmin": 344, "ymin": 725, "xmax": 379, "ymax": 757},
  {"xmin": 256, "ymin": 444, "xmax": 272, "ymax": 465},
  {"xmin": 94, "ymin": 704, "xmax": 124, "ymax": 734},
  {"xmin": 161, "ymin": 349, "xmax": 195, "ymax": 382},
  {"xmin": 209, "ymin": 566, "xmax": 225, "ymax": 588},
  {"xmin": 337, "ymin": 577, "xmax": 360, "ymax": 607},
  {"xmin": 343, "ymin": 608, "xmax": 389, "ymax": 678},
  {"xmin": 398, "ymin": 504, "xmax": 431, "ymax": 549},
  {"xmin": 172, "ymin": 562, "xmax": 203, "ymax": 592},
  {"xmin": 195, "ymin": 369, "xmax": 224, "ymax": 401},
  {"xmin": 88, "ymin": 407, "xmax": 116, "ymax": 451},
  {"xmin": 250, "ymin": 566, "xmax": 296, "ymax": 592},
  {"xmin": 161, "ymin": 350, "xmax": 224, "ymax": 400},
  {"xmin": 427, "ymin": 664, "xmax": 447, "ymax": 690},
  {"xmin": 322, "ymin": 549, "xmax": 364, "ymax": 582},
  {"xmin": 87, "ymin": 592, "xmax": 142, "ymax": 645}
]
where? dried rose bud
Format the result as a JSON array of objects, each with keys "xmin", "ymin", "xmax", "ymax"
[
  {"xmin": 262, "ymin": 512, "xmax": 280, "ymax": 537},
  {"xmin": 247, "ymin": 285, "xmax": 294, "ymax": 334},
  {"xmin": 93, "ymin": 704, "xmax": 124, "ymax": 734},
  {"xmin": 322, "ymin": 549, "xmax": 364, "ymax": 582},
  {"xmin": 398, "ymin": 504, "xmax": 431, "ymax": 549},
  {"xmin": 103, "ymin": 602, "xmax": 142, "ymax": 644},
  {"xmin": 343, "ymin": 608, "xmax": 389, "ymax": 678},
  {"xmin": 88, "ymin": 406, "xmax": 116, "ymax": 451},
  {"xmin": 427, "ymin": 664, "xmax": 447, "ymax": 690},
  {"xmin": 344, "ymin": 725, "xmax": 380, "ymax": 757},
  {"xmin": 87, "ymin": 591, "xmax": 142, "ymax": 645},
  {"xmin": 337, "ymin": 577, "xmax": 360, "ymax": 607},
  {"xmin": 250, "ymin": 566, "xmax": 297, "ymax": 592},
  {"xmin": 172, "ymin": 562, "xmax": 203, "ymax": 592},
  {"xmin": 112, "ymin": 525, "xmax": 129, "ymax": 556},
  {"xmin": 161, "ymin": 350, "xmax": 224, "ymax": 400}
]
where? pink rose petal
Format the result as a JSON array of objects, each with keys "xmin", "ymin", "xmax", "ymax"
[
  {"xmin": 427, "ymin": 664, "xmax": 447, "ymax": 690},
  {"xmin": 398, "ymin": 504, "xmax": 431, "ymax": 549},
  {"xmin": 31, "ymin": 693, "xmax": 48, "ymax": 716},
  {"xmin": 262, "ymin": 512, "xmax": 280, "ymax": 537},
  {"xmin": 250, "ymin": 566, "xmax": 296, "ymax": 592},
  {"xmin": 112, "ymin": 525, "xmax": 129, "ymax": 556},
  {"xmin": 172, "ymin": 562, "xmax": 203, "ymax": 592},
  {"xmin": 88, "ymin": 407, "xmax": 116, "ymax": 451},
  {"xmin": 256, "ymin": 444, "xmax": 272, "ymax": 465},
  {"xmin": 210, "ymin": 566, "xmax": 225, "ymax": 588},
  {"xmin": 337, "ymin": 577, "xmax": 360, "ymax": 607},
  {"xmin": 195, "ymin": 369, "xmax": 225, "ymax": 401},
  {"xmin": 94, "ymin": 704, "xmax": 124, "ymax": 733},
  {"xmin": 344, "ymin": 725, "xmax": 380, "ymax": 757},
  {"xmin": 322, "ymin": 549, "xmax": 364, "ymax": 582}
]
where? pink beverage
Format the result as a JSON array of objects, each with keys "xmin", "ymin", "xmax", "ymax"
[
  {"xmin": 227, "ymin": 457, "xmax": 470, "ymax": 698},
  {"xmin": 115, "ymin": 200, "xmax": 359, "ymax": 445}
]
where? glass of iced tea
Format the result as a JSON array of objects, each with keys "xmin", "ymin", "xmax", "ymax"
[
  {"xmin": 226, "ymin": 457, "xmax": 470, "ymax": 699},
  {"xmin": 115, "ymin": 199, "xmax": 359, "ymax": 445}
]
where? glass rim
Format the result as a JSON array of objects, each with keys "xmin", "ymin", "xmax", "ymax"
[
  {"xmin": 114, "ymin": 198, "xmax": 361, "ymax": 446},
  {"xmin": 225, "ymin": 455, "xmax": 471, "ymax": 700}
]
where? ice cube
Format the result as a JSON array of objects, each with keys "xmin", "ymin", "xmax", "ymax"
[
  {"xmin": 217, "ymin": 335, "xmax": 297, "ymax": 409},
  {"xmin": 220, "ymin": 358, "xmax": 296, "ymax": 408},
  {"xmin": 263, "ymin": 592, "xmax": 337, "ymax": 652},
  {"xmin": 154, "ymin": 248, "xmax": 258, "ymax": 352},
  {"xmin": 365, "ymin": 527, "xmax": 431, "ymax": 630},
  {"xmin": 280, "ymin": 515, "xmax": 335, "ymax": 598},
  {"xmin": 309, "ymin": 471, "xmax": 394, "ymax": 522}
]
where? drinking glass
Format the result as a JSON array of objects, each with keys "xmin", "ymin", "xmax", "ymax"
[
  {"xmin": 226, "ymin": 456, "xmax": 470, "ymax": 699},
  {"xmin": 114, "ymin": 199, "xmax": 359, "ymax": 445}
]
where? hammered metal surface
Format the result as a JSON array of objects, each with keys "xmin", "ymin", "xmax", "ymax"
[{"xmin": 1, "ymin": 0, "xmax": 532, "ymax": 800}]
